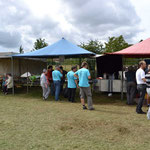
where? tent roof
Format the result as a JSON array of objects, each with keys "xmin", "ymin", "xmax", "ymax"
[
  {"xmin": 0, "ymin": 52, "xmax": 17, "ymax": 58},
  {"xmin": 108, "ymin": 38, "xmax": 150, "ymax": 58},
  {"xmin": 13, "ymin": 38, "xmax": 95, "ymax": 58}
]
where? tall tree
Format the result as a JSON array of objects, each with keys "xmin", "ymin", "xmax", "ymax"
[
  {"xmin": 139, "ymin": 39, "xmax": 143, "ymax": 42},
  {"xmin": 19, "ymin": 45, "xmax": 24, "ymax": 54},
  {"xmin": 33, "ymin": 38, "xmax": 48, "ymax": 50},
  {"xmin": 104, "ymin": 35, "xmax": 130, "ymax": 53},
  {"xmin": 79, "ymin": 39, "xmax": 104, "ymax": 54}
]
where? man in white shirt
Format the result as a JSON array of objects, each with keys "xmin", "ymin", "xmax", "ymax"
[
  {"xmin": 136, "ymin": 61, "xmax": 147, "ymax": 114},
  {"xmin": 40, "ymin": 69, "xmax": 50, "ymax": 100}
]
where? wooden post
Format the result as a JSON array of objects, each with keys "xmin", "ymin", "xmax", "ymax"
[
  {"xmin": 11, "ymin": 57, "xmax": 15, "ymax": 95},
  {"xmin": 121, "ymin": 56, "xmax": 124, "ymax": 100},
  {"xmin": 27, "ymin": 62, "xmax": 29, "ymax": 94},
  {"xmin": 79, "ymin": 57, "xmax": 81, "ymax": 68}
]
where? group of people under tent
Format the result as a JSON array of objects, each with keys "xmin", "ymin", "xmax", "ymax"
[
  {"xmin": 1, "ymin": 73, "xmax": 13, "ymax": 95},
  {"xmin": 125, "ymin": 60, "xmax": 150, "ymax": 114},
  {"xmin": 1, "ymin": 59, "xmax": 149, "ymax": 113},
  {"xmin": 40, "ymin": 62, "xmax": 102, "ymax": 110}
]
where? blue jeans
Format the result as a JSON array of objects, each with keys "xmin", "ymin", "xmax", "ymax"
[{"xmin": 54, "ymin": 81, "xmax": 61, "ymax": 101}]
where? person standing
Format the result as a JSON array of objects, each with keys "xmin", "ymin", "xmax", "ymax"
[
  {"xmin": 40, "ymin": 69, "xmax": 50, "ymax": 100},
  {"xmin": 52, "ymin": 65, "xmax": 63, "ymax": 101},
  {"xmin": 74, "ymin": 62, "xmax": 94, "ymax": 110},
  {"xmin": 136, "ymin": 61, "xmax": 147, "ymax": 114},
  {"xmin": 145, "ymin": 64, "xmax": 150, "ymax": 107},
  {"xmin": 145, "ymin": 64, "xmax": 150, "ymax": 74},
  {"xmin": 2, "ymin": 73, "xmax": 7, "ymax": 94},
  {"xmin": 59, "ymin": 66, "xmax": 67, "ymax": 94},
  {"xmin": 4, "ymin": 73, "xmax": 13, "ymax": 95},
  {"xmin": 145, "ymin": 68, "xmax": 150, "ymax": 107},
  {"xmin": 125, "ymin": 66, "xmax": 136, "ymax": 105},
  {"xmin": 67, "ymin": 66, "xmax": 78, "ymax": 102},
  {"xmin": 47, "ymin": 65, "xmax": 55, "ymax": 96}
]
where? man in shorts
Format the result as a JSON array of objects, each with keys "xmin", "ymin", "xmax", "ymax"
[{"xmin": 74, "ymin": 62, "xmax": 94, "ymax": 110}]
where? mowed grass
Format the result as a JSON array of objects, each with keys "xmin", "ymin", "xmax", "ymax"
[{"xmin": 0, "ymin": 88, "xmax": 150, "ymax": 150}]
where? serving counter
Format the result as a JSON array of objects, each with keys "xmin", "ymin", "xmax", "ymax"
[{"xmin": 94, "ymin": 79, "xmax": 127, "ymax": 93}]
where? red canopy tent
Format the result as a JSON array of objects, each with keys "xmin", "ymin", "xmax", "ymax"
[
  {"xmin": 106, "ymin": 38, "xmax": 150, "ymax": 99},
  {"xmin": 108, "ymin": 38, "xmax": 150, "ymax": 58}
]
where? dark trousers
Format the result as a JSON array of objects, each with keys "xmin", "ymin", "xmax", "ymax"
[
  {"xmin": 68, "ymin": 88, "xmax": 76, "ymax": 102},
  {"xmin": 126, "ymin": 82, "xmax": 136, "ymax": 104},
  {"xmin": 136, "ymin": 84, "xmax": 146, "ymax": 112},
  {"xmin": 50, "ymin": 82, "xmax": 55, "ymax": 96},
  {"xmin": 3, "ymin": 86, "xmax": 7, "ymax": 94},
  {"xmin": 60, "ymin": 80, "xmax": 65, "ymax": 94}
]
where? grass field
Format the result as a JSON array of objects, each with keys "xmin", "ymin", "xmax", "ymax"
[{"xmin": 0, "ymin": 88, "xmax": 150, "ymax": 150}]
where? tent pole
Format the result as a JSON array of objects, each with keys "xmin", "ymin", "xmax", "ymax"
[
  {"xmin": 51, "ymin": 58, "xmax": 53, "ymax": 65},
  {"xmin": 121, "ymin": 56, "xmax": 124, "ymax": 100},
  {"xmin": 79, "ymin": 57, "xmax": 81, "ymax": 68},
  {"xmin": 11, "ymin": 57, "xmax": 15, "ymax": 95},
  {"xmin": 46, "ymin": 58, "xmax": 48, "ymax": 68},
  {"xmin": 27, "ymin": 62, "xmax": 29, "ymax": 94}
]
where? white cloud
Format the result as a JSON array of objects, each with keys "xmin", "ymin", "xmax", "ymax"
[
  {"xmin": 0, "ymin": 0, "xmax": 147, "ymax": 52},
  {"xmin": 130, "ymin": 0, "xmax": 150, "ymax": 43}
]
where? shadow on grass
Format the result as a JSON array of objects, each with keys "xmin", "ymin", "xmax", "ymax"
[
  {"xmin": 1, "ymin": 86, "xmax": 128, "ymax": 106},
  {"xmin": 94, "ymin": 108, "xmax": 129, "ymax": 115}
]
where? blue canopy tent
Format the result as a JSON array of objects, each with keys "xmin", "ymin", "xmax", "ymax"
[
  {"xmin": 11, "ymin": 38, "xmax": 95, "ymax": 94},
  {"xmin": 13, "ymin": 38, "xmax": 95, "ymax": 58}
]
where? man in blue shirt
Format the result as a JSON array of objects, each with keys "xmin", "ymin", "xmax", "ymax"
[
  {"xmin": 67, "ymin": 66, "xmax": 78, "ymax": 102},
  {"xmin": 52, "ymin": 65, "xmax": 63, "ymax": 101},
  {"xmin": 74, "ymin": 62, "xmax": 94, "ymax": 110}
]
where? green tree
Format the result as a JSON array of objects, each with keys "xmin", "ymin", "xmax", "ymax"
[
  {"xmin": 79, "ymin": 39, "xmax": 104, "ymax": 54},
  {"xmin": 33, "ymin": 38, "xmax": 48, "ymax": 50},
  {"xmin": 104, "ymin": 35, "xmax": 130, "ymax": 53},
  {"xmin": 19, "ymin": 45, "xmax": 24, "ymax": 54},
  {"xmin": 139, "ymin": 39, "xmax": 143, "ymax": 42}
]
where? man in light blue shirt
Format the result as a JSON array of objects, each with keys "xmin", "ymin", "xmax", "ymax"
[
  {"xmin": 74, "ymin": 62, "xmax": 94, "ymax": 110},
  {"xmin": 52, "ymin": 65, "xmax": 63, "ymax": 101},
  {"xmin": 67, "ymin": 66, "xmax": 78, "ymax": 102}
]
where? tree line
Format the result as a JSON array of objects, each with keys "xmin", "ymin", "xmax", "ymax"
[{"xmin": 19, "ymin": 35, "xmax": 137, "ymax": 54}]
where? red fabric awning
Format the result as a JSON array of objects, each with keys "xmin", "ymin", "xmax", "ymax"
[{"xmin": 107, "ymin": 38, "xmax": 150, "ymax": 58}]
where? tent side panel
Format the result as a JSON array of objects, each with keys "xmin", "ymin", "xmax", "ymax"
[{"xmin": 96, "ymin": 55, "xmax": 122, "ymax": 77}]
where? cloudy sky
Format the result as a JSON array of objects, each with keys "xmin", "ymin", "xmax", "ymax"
[{"xmin": 0, "ymin": 0, "xmax": 150, "ymax": 53}]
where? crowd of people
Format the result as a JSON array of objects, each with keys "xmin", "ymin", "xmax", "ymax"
[
  {"xmin": 2, "ymin": 60, "xmax": 148, "ymax": 113},
  {"xmin": 125, "ymin": 61, "xmax": 150, "ymax": 114},
  {"xmin": 40, "ymin": 62, "xmax": 95, "ymax": 110},
  {"xmin": 40, "ymin": 60, "xmax": 150, "ymax": 112}
]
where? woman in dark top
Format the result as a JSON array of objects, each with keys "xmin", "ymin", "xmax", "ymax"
[{"xmin": 125, "ymin": 66, "xmax": 136, "ymax": 105}]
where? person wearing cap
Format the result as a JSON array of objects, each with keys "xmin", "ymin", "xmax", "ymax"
[
  {"xmin": 74, "ymin": 62, "xmax": 94, "ymax": 110},
  {"xmin": 52, "ymin": 65, "xmax": 63, "ymax": 101},
  {"xmin": 67, "ymin": 66, "xmax": 78, "ymax": 102},
  {"xmin": 40, "ymin": 69, "xmax": 50, "ymax": 100}
]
